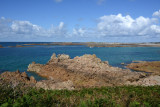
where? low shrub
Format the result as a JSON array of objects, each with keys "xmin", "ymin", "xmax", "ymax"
[{"xmin": 0, "ymin": 85, "xmax": 160, "ymax": 107}]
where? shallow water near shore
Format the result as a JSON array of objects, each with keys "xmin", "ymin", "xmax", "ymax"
[{"xmin": 0, "ymin": 42, "xmax": 160, "ymax": 80}]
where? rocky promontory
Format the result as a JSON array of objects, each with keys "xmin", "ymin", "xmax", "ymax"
[
  {"xmin": 127, "ymin": 61, "xmax": 160, "ymax": 75},
  {"xmin": 27, "ymin": 53, "xmax": 160, "ymax": 88}
]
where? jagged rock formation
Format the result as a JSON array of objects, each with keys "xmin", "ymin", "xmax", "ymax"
[
  {"xmin": 0, "ymin": 70, "xmax": 36, "ymax": 88},
  {"xmin": 1, "ymin": 53, "xmax": 160, "ymax": 90},
  {"xmin": 0, "ymin": 70, "xmax": 74, "ymax": 90},
  {"xmin": 27, "ymin": 53, "xmax": 160, "ymax": 88}
]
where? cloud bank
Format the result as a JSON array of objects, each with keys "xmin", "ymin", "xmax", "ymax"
[
  {"xmin": 97, "ymin": 14, "xmax": 159, "ymax": 37},
  {"xmin": 0, "ymin": 17, "xmax": 67, "ymax": 41},
  {"xmin": 0, "ymin": 10, "xmax": 160, "ymax": 42}
]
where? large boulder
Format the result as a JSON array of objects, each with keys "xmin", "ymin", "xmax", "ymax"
[{"xmin": 28, "ymin": 62, "xmax": 44, "ymax": 72}]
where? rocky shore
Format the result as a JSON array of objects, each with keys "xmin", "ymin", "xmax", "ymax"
[
  {"xmin": 1, "ymin": 53, "xmax": 160, "ymax": 90},
  {"xmin": 27, "ymin": 53, "xmax": 160, "ymax": 89},
  {"xmin": 0, "ymin": 70, "xmax": 74, "ymax": 90},
  {"xmin": 127, "ymin": 61, "xmax": 160, "ymax": 75},
  {"xmin": 0, "ymin": 70, "xmax": 36, "ymax": 89}
]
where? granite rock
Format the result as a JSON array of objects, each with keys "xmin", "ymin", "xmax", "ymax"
[{"xmin": 27, "ymin": 53, "xmax": 153, "ymax": 88}]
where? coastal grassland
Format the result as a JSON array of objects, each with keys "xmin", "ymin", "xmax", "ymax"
[{"xmin": 0, "ymin": 85, "xmax": 160, "ymax": 107}]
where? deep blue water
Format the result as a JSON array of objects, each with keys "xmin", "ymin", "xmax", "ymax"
[{"xmin": 0, "ymin": 42, "xmax": 160, "ymax": 80}]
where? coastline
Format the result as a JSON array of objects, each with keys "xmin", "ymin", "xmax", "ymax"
[
  {"xmin": 27, "ymin": 53, "xmax": 160, "ymax": 89},
  {"xmin": 1, "ymin": 42, "xmax": 160, "ymax": 48},
  {"xmin": 23, "ymin": 42, "xmax": 160, "ymax": 47},
  {"xmin": 0, "ymin": 43, "xmax": 160, "ymax": 90},
  {"xmin": 1, "ymin": 53, "xmax": 160, "ymax": 91},
  {"xmin": 1, "ymin": 52, "xmax": 160, "ymax": 106}
]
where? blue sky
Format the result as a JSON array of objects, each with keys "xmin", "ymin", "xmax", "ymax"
[{"xmin": 0, "ymin": 0, "xmax": 160, "ymax": 42}]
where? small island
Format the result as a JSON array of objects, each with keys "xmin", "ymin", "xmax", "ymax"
[
  {"xmin": 0, "ymin": 45, "xmax": 3, "ymax": 48},
  {"xmin": 8, "ymin": 45, "xmax": 34, "ymax": 48}
]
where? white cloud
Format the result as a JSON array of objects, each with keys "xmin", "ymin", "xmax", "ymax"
[
  {"xmin": 1, "ymin": 10, "xmax": 160, "ymax": 42},
  {"xmin": 11, "ymin": 21, "xmax": 41, "ymax": 34},
  {"xmin": 153, "ymin": 10, "xmax": 160, "ymax": 17},
  {"xmin": 96, "ymin": 14, "xmax": 160, "ymax": 37},
  {"xmin": 151, "ymin": 25, "xmax": 160, "ymax": 34},
  {"xmin": 59, "ymin": 22, "xmax": 64, "ymax": 30},
  {"xmin": 54, "ymin": 0, "xmax": 63, "ymax": 3},
  {"xmin": 0, "ymin": 17, "xmax": 67, "ymax": 40},
  {"xmin": 72, "ymin": 28, "xmax": 86, "ymax": 37}
]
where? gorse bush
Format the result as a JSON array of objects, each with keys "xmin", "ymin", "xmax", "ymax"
[{"xmin": 0, "ymin": 85, "xmax": 160, "ymax": 107}]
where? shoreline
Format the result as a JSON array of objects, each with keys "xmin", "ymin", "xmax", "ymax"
[
  {"xmin": 23, "ymin": 42, "xmax": 160, "ymax": 47},
  {"xmin": 0, "ymin": 53, "xmax": 160, "ymax": 92},
  {"xmin": 26, "ymin": 53, "xmax": 160, "ymax": 89},
  {"xmin": 1, "ymin": 42, "xmax": 160, "ymax": 48}
]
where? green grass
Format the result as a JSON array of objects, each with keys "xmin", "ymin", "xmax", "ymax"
[{"xmin": 0, "ymin": 85, "xmax": 160, "ymax": 107}]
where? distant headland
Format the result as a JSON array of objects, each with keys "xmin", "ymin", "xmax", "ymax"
[{"xmin": 1, "ymin": 42, "xmax": 160, "ymax": 48}]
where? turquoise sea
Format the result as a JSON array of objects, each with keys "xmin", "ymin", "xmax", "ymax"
[{"xmin": 0, "ymin": 42, "xmax": 160, "ymax": 80}]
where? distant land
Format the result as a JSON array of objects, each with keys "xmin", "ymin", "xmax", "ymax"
[{"xmin": 0, "ymin": 42, "xmax": 160, "ymax": 48}]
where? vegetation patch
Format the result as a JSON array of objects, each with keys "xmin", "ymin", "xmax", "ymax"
[{"xmin": 0, "ymin": 85, "xmax": 160, "ymax": 107}]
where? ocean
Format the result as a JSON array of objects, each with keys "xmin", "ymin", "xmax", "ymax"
[{"xmin": 0, "ymin": 42, "xmax": 160, "ymax": 80}]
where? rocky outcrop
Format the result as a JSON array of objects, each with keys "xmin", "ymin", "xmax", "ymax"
[
  {"xmin": 0, "ymin": 70, "xmax": 75, "ymax": 90},
  {"xmin": 28, "ymin": 62, "xmax": 44, "ymax": 72},
  {"xmin": 2, "ymin": 53, "xmax": 160, "ymax": 91},
  {"xmin": 0, "ymin": 70, "xmax": 36, "ymax": 88},
  {"xmin": 126, "ymin": 75, "xmax": 160, "ymax": 86},
  {"xmin": 127, "ymin": 61, "xmax": 160, "ymax": 75},
  {"xmin": 47, "ymin": 53, "xmax": 114, "ymax": 74},
  {"xmin": 27, "ymin": 53, "xmax": 160, "ymax": 88}
]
